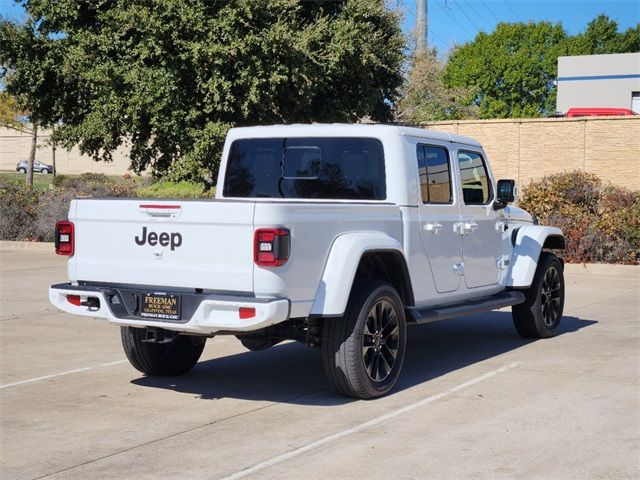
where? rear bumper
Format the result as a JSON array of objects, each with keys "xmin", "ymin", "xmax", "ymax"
[{"xmin": 49, "ymin": 283, "xmax": 290, "ymax": 334}]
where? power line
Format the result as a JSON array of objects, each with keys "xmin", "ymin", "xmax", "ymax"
[
  {"xmin": 406, "ymin": 2, "xmax": 449, "ymax": 52},
  {"xmin": 452, "ymin": 0, "xmax": 485, "ymax": 32},
  {"xmin": 481, "ymin": 0, "xmax": 500, "ymax": 22},
  {"xmin": 460, "ymin": 0, "xmax": 493, "ymax": 29},
  {"xmin": 503, "ymin": 0, "xmax": 523, "ymax": 22},
  {"xmin": 434, "ymin": 0, "xmax": 474, "ymax": 36}
]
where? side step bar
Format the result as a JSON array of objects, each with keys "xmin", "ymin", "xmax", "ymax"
[{"xmin": 406, "ymin": 290, "xmax": 525, "ymax": 325}]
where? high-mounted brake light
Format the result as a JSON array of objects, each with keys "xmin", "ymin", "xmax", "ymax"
[
  {"xmin": 254, "ymin": 228, "xmax": 290, "ymax": 267},
  {"xmin": 55, "ymin": 221, "xmax": 74, "ymax": 256}
]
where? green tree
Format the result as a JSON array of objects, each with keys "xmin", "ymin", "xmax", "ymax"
[
  {"xmin": 568, "ymin": 14, "xmax": 640, "ymax": 55},
  {"xmin": 0, "ymin": 90, "xmax": 39, "ymax": 186},
  {"xmin": 443, "ymin": 15, "xmax": 639, "ymax": 119},
  {"xmin": 1, "ymin": 0, "xmax": 405, "ymax": 185},
  {"xmin": 396, "ymin": 48, "xmax": 478, "ymax": 123},
  {"xmin": 443, "ymin": 22, "xmax": 567, "ymax": 118}
]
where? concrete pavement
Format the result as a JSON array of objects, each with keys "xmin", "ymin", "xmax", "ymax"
[{"xmin": 0, "ymin": 248, "xmax": 638, "ymax": 480}]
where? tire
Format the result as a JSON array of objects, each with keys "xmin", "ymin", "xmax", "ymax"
[
  {"xmin": 512, "ymin": 252, "xmax": 565, "ymax": 338},
  {"xmin": 120, "ymin": 327, "xmax": 206, "ymax": 376},
  {"xmin": 41, "ymin": 168, "xmax": 50, "ymax": 174},
  {"xmin": 18, "ymin": 168, "xmax": 26, "ymax": 174},
  {"xmin": 322, "ymin": 280, "xmax": 407, "ymax": 399}
]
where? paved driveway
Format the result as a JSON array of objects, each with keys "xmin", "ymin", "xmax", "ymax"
[{"xmin": 0, "ymin": 248, "xmax": 638, "ymax": 480}]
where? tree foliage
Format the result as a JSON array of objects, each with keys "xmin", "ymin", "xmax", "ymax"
[
  {"xmin": 0, "ymin": 91, "xmax": 26, "ymax": 131},
  {"xmin": 443, "ymin": 15, "xmax": 640, "ymax": 119},
  {"xmin": 396, "ymin": 48, "xmax": 478, "ymax": 123},
  {"xmin": 1, "ymin": 0, "xmax": 405, "ymax": 184}
]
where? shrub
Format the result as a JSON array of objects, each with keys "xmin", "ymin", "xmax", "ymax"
[
  {"xmin": 519, "ymin": 171, "xmax": 639, "ymax": 264},
  {"xmin": 135, "ymin": 181, "xmax": 212, "ymax": 199},
  {"xmin": 0, "ymin": 178, "xmax": 42, "ymax": 240}
]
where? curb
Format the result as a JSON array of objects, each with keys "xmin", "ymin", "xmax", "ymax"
[
  {"xmin": 563, "ymin": 263, "xmax": 639, "ymax": 275},
  {"xmin": 0, "ymin": 241, "xmax": 55, "ymax": 252}
]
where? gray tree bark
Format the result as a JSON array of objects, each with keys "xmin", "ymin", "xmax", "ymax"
[{"xmin": 26, "ymin": 123, "xmax": 38, "ymax": 187}]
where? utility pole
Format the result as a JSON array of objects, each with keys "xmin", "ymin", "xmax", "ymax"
[{"xmin": 416, "ymin": 0, "xmax": 428, "ymax": 51}]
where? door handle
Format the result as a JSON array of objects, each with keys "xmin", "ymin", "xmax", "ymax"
[
  {"xmin": 454, "ymin": 222, "xmax": 479, "ymax": 235},
  {"xmin": 423, "ymin": 222, "xmax": 443, "ymax": 234},
  {"xmin": 464, "ymin": 222, "xmax": 479, "ymax": 233}
]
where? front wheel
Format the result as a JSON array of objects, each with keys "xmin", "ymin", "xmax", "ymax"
[
  {"xmin": 18, "ymin": 168, "xmax": 26, "ymax": 174},
  {"xmin": 322, "ymin": 280, "xmax": 407, "ymax": 399},
  {"xmin": 512, "ymin": 252, "xmax": 565, "ymax": 338},
  {"xmin": 121, "ymin": 327, "xmax": 206, "ymax": 376},
  {"xmin": 41, "ymin": 168, "xmax": 50, "ymax": 174}
]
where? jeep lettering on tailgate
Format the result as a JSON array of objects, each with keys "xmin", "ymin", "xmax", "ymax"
[{"xmin": 135, "ymin": 226, "xmax": 182, "ymax": 250}]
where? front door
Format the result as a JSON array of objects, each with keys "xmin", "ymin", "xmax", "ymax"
[
  {"xmin": 456, "ymin": 149, "xmax": 501, "ymax": 289},
  {"xmin": 417, "ymin": 143, "xmax": 462, "ymax": 293}
]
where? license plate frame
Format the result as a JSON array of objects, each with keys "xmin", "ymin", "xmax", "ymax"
[{"xmin": 140, "ymin": 292, "xmax": 181, "ymax": 320}]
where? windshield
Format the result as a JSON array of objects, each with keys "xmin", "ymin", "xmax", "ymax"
[{"xmin": 223, "ymin": 137, "xmax": 386, "ymax": 200}]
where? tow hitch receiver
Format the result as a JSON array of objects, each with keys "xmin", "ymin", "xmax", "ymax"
[{"xmin": 142, "ymin": 328, "xmax": 178, "ymax": 344}]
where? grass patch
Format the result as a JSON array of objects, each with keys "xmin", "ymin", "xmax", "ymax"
[{"xmin": 0, "ymin": 171, "xmax": 54, "ymax": 190}]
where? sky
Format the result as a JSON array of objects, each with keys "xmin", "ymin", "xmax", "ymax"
[
  {"xmin": 400, "ymin": 0, "xmax": 640, "ymax": 53},
  {"xmin": 0, "ymin": 0, "xmax": 638, "ymax": 54}
]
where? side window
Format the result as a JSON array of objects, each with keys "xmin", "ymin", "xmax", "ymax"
[
  {"xmin": 457, "ymin": 150, "xmax": 492, "ymax": 205},
  {"xmin": 416, "ymin": 144, "xmax": 452, "ymax": 204}
]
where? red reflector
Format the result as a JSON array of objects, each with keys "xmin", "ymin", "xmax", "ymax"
[
  {"xmin": 239, "ymin": 307, "xmax": 256, "ymax": 319},
  {"xmin": 55, "ymin": 221, "xmax": 74, "ymax": 256},
  {"xmin": 254, "ymin": 228, "xmax": 290, "ymax": 267},
  {"xmin": 67, "ymin": 295, "xmax": 81, "ymax": 306},
  {"xmin": 139, "ymin": 204, "xmax": 182, "ymax": 209}
]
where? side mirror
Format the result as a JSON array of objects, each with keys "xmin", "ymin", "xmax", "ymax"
[{"xmin": 493, "ymin": 179, "xmax": 516, "ymax": 210}]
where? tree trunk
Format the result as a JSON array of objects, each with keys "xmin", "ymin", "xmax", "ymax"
[
  {"xmin": 26, "ymin": 123, "xmax": 38, "ymax": 187},
  {"xmin": 52, "ymin": 129, "xmax": 56, "ymax": 178}
]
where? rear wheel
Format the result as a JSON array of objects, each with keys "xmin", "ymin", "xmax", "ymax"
[
  {"xmin": 322, "ymin": 280, "xmax": 406, "ymax": 399},
  {"xmin": 512, "ymin": 252, "xmax": 565, "ymax": 338},
  {"xmin": 121, "ymin": 327, "xmax": 206, "ymax": 376},
  {"xmin": 18, "ymin": 167, "xmax": 26, "ymax": 173}
]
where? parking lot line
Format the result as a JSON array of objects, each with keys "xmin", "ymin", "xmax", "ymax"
[
  {"xmin": 0, "ymin": 360, "xmax": 128, "ymax": 390},
  {"xmin": 219, "ymin": 362, "xmax": 520, "ymax": 480}
]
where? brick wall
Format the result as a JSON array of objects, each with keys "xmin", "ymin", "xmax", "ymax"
[
  {"xmin": 2, "ymin": 117, "xmax": 639, "ymax": 190},
  {"xmin": 423, "ymin": 116, "xmax": 640, "ymax": 190}
]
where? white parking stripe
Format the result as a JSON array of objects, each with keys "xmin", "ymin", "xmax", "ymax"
[
  {"xmin": 0, "ymin": 360, "xmax": 128, "ymax": 390},
  {"xmin": 219, "ymin": 362, "xmax": 520, "ymax": 480}
]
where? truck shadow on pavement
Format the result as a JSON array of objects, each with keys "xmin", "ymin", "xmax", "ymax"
[{"xmin": 131, "ymin": 312, "xmax": 596, "ymax": 404}]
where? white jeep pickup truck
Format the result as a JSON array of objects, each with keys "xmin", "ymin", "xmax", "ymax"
[{"xmin": 50, "ymin": 124, "xmax": 565, "ymax": 399}]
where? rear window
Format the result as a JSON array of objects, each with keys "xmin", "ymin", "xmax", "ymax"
[{"xmin": 223, "ymin": 137, "xmax": 386, "ymax": 200}]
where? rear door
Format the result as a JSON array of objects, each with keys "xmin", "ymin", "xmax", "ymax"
[
  {"xmin": 70, "ymin": 199, "xmax": 256, "ymax": 292},
  {"xmin": 416, "ymin": 143, "xmax": 462, "ymax": 293},
  {"xmin": 455, "ymin": 149, "xmax": 501, "ymax": 289}
]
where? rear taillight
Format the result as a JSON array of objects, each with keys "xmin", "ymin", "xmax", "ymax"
[
  {"xmin": 55, "ymin": 221, "xmax": 74, "ymax": 256},
  {"xmin": 254, "ymin": 228, "xmax": 290, "ymax": 267}
]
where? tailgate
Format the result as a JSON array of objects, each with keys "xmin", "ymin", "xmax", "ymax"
[{"xmin": 69, "ymin": 199, "xmax": 255, "ymax": 292}]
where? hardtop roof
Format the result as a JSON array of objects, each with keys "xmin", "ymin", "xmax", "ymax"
[{"xmin": 228, "ymin": 124, "xmax": 482, "ymax": 148}]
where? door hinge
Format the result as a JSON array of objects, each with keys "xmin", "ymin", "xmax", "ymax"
[{"xmin": 497, "ymin": 256, "xmax": 510, "ymax": 270}]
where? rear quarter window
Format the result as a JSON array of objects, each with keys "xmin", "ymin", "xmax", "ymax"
[{"xmin": 223, "ymin": 137, "xmax": 386, "ymax": 200}]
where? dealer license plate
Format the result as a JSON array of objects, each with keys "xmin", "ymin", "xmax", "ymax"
[{"xmin": 140, "ymin": 292, "xmax": 181, "ymax": 320}]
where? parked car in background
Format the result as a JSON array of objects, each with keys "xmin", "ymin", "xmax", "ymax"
[
  {"xmin": 16, "ymin": 160, "xmax": 54, "ymax": 174},
  {"xmin": 565, "ymin": 107, "xmax": 635, "ymax": 117}
]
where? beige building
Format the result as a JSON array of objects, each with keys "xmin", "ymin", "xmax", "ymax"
[
  {"xmin": 556, "ymin": 52, "xmax": 640, "ymax": 114},
  {"xmin": 0, "ymin": 127, "xmax": 133, "ymax": 175}
]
